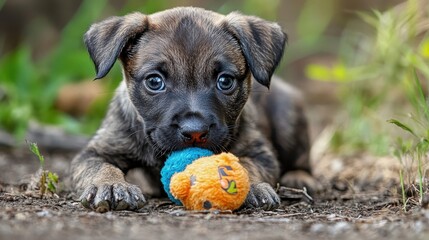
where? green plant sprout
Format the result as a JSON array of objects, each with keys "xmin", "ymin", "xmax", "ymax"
[
  {"xmin": 399, "ymin": 169, "xmax": 407, "ymax": 211},
  {"xmin": 388, "ymin": 71, "xmax": 428, "ymax": 207},
  {"xmin": 28, "ymin": 141, "xmax": 59, "ymax": 196}
]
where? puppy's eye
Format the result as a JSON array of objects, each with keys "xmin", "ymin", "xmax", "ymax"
[
  {"xmin": 216, "ymin": 74, "xmax": 236, "ymax": 93},
  {"xmin": 144, "ymin": 74, "xmax": 166, "ymax": 93}
]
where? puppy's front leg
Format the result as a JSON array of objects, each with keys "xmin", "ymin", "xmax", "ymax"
[
  {"xmin": 71, "ymin": 150, "xmax": 146, "ymax": 212},
  {"xmin": 240, "ymin": 159, "xmax": 281, "ymax": 210},
  {"xmin": 233, "ymin": 136, "xmax": 281, "ymax": 210}
]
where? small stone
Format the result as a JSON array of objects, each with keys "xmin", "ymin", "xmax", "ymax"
[
  {"xmin": 14, "ymin": 213, "xmax": 28, "ymax": 220},
  {"xmin": 310, "ymin": 223, "xmax": 325, "ymax": 233},
  {"xmin": 169, "ymin": 209, "xmax": 187, "ymax": 216},
  {"xmin": 330, "ymin": 221, "xmax": 351, "ymax": 235},
  {"xmin": 36, "ymin": 210, "xmax": 52, "ymax": 217}
]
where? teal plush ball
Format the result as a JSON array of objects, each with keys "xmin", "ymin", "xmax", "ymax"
[{"xmin": 160, "ymin": 147, "xmax": 214, "ymax": 205}]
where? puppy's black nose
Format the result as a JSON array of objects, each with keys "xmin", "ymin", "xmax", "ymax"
[
  {"xmin": 179, "ymin": 117, "xmax": 209, "ymax": 144},
  {"xmin": 181, "ymin": 130, "xmax": 208, "ymax": 144}
]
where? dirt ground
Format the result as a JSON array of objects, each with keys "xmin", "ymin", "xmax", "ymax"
[{"xmin": 1, "ymin": 147, "xmax": 429, "ymax": 240}]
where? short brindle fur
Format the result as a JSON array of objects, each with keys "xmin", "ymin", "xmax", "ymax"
[{"xmin": 71, "ymin": 7, "xmax": 317, "ymax": 212}]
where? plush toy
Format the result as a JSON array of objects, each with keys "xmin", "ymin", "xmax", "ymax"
[{"xmin": 160, "ymin": 147, "xmax": 250, "ymax": 211}]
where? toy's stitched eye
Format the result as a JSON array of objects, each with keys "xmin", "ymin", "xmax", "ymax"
[
  {"xmin": 203, "ymin": 200, "xmax": 212, "ymax": 210},
  {"xmin": 144, "ymin": 74, "xmax": 165, "ymax": 93},
  {"xmin": 216, "ymin": 74, "xmax": 236, "ymax": 93}
]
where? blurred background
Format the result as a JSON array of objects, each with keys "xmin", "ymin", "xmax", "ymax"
[{"xmin": 0, "ymin": 0, "xmax": 428, "ymax": 159}]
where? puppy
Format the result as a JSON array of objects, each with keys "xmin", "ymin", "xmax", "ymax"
[{"xmin": 71, "ymin": 7, "xmax": 316, "ymax": 212}]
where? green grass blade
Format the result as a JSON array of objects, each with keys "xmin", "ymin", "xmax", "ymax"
[
  {"xmin": 399, "ymin": 169, "xmax": 407, "ymax": 212},
  {"xmin": 387, "ymin": 119, "xmax": 418, "ymax": 138},
  {"xmin": 40, "ymin": 171, "xmax": 46, "ymax": 197},
  {"xmin": 27, "ymin": 141, "xmax": 45, "ymax": 168},
  {"xmin": 412, "ymin": 70, "xmax": 429, "ymax": 121},
  {"xmin": 416, "ymin": 140, "xmax": 427, "ymax": 203}
]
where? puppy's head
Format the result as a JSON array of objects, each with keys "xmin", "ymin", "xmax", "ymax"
[{"xmin": 84, "ymin": 7, "xmax": 286, "ymax": 153}]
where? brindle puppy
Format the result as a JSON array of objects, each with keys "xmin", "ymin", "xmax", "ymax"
[{"xmin": 71, "ymin": 7, "xmax": 316, "ymax": 212}]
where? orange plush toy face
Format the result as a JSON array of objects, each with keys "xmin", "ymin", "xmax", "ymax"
[{"xmin": 169, "ymin": 153, "xmax": 250, "ymax": 211}]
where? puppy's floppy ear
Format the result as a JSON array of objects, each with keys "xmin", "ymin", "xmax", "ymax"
[
  {"xmin": 84, "ymin": 12, "xmax": 148, "ymax": 79},
  {"xmin": 224, "ymin": 12, "xmax": 287, "ymax": 88}
]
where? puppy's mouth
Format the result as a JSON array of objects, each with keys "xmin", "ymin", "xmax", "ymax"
[{"xmin": 146, "ymin": 127, "xmax": 229, "ymax": 155}]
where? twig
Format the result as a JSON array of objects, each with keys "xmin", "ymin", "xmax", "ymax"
[{"xmin": 277, "ymin": 186, "xmax": 314, "ymax": 203}]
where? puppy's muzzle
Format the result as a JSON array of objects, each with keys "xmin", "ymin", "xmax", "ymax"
[{"xmin": 179, "ymin": 117, "xmax": 210, "ymax": 144}]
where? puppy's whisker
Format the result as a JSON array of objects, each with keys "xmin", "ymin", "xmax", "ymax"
[{"xmin": 126, "ymin": 129, "xmax": 145, "ymax": 138}]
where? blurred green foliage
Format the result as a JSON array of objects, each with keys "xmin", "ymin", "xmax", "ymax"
[
  {"xmin": 306, "ymin": 0, "xmax": 429, "ymax": 205},
  {"xmin": 307, "ymin": 0, "xmax": 429, "ymax": 156},
  {"xmin": 0, "ymin": 0, "xmax": 122, "ymax": 139}
]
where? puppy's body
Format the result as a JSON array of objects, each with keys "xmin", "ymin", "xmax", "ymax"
[{"xmin": 71, "ymin": 7, "xmax": 315, "ymax": 212}]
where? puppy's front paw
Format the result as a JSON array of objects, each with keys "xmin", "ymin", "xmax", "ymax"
[
  {"xmin": 79, "ymin": 183, "xmax": 146, "ymax": 212},
  {"xmin": 243, "ymin": 182, "xmax": 280, "ymax": 210}
]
